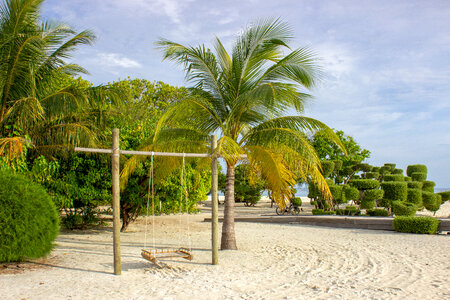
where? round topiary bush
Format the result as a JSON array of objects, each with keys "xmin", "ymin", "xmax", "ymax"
[
  {"xmin": 422, "ymin": 181, "xmax": 435, "ymax": 193},
  {"xmin": 344, "ymin": 185, "xmax": 360, "ymax": 201},
  {"xmin": 360, "ymin": 199, "xmax": 376, "ymax": 209},
  {"xmin": 406, "ymin": 188, "xmax": 422, "ymax": 205},
  {"xmin": 392, "ymin": 201, "xmax": 417, "ymax": 216},
  {"xmin": 422, "ymin": 192, "xmax": 441, "ymax": 212},
  {"xmin": 438, "ymin": 191, "xmax": 450, "ymax": 202},
  {"xmin": 404, "ymin": 176, "xmax": 412, "ymax": 182},
  {"xmin": 392, "ymin": 168, "xmax": 403, "ymax": 175},
  {"xmin": 407, "ymin": 181, "xmax": 423, "ymax": 189},
  {"xmin": 366, "ymin": 208, "xmax": 389, "ymax": 217},
  {"xmin": 406, "ymin": 164, "xmax": 427, "ymax": 177},
  {"xmin": 329, "ymin": 185, "xmax": 344, "ymax": 204},
  {"xmin": 411, "ymin": 172, "xmax": 427, "ymax": 182},
  {"xmin": 383, "ymin": 174, "xmax": 404, "ymax": 182},
  {"xmin": 0, "ymin": 171, "xmax": 60, "ymax": 262},
  {"xmin": 349, "ymin": 179, "xmax": 380, "ymax": 190},
  {"xmin": 384, "ymin": 163, "xmax": 396, "ymax": 172},
  {"xmin": 321, "ymin": 161, "xmax": 335, "ymax": 178},
  {"xmin": 364, "ymin": 172, "xmax": 379, "ymax": 179},
  {"xmin": 381, "ymin": 182, "xmax": 407, "ymax": 202},
  {"xmin": 291, "ymin": 197, "xmax": 302, "ymax": 207},
  {"xmin": 364, "ymin": 189, "xmax": 384, "ymax": 201}
]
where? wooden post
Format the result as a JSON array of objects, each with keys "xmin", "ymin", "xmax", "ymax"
[
  {"xmin": 211, "ymin": 135, "xmax": 219, "ymax": 265},
  {"xmin": 112, "ymin": 128, "xmax": 121, "ymax": 275}
]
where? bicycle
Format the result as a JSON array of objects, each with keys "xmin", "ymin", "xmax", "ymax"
[{"xmin": 275, "ymin": 202, "xmax": 301, "ymax": 216}]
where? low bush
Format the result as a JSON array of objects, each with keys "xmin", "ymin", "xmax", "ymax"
[
  {"xmin": 406, "ymin": 188, "xmax": 422, "ymax": 205},
  {"xmin": 411, "ymin": 172, "xmax": 427, "ymax": 182},
  {"xmin": 329, "ymin": 185, "xmax": 344, "ymax": 205},
  {"xmin": 393, "ymin": 216, "xmax": 439, "ymax": 234},
  {"xmin": 383, "ymin": 174, "xmax": 404, "ymax": 182},
  {"xmin": 321, "ymin": 161, "xmax": 335, "ymax": 178},
  {"xmin": 364, "ymin": 189, "xmax": 384, "ymax": 201},
  {"xmin": 312, "ymin": 209, "xmax": 336, "ymax": 215},
  {"xmin": 381, "ymin": 182, "xmax": 407, "ymax": 201},
  {"xmin": 422, "ymin": 181, "xmax": 435, "ymax": 193},
  {"xmin": 349, "ymin": 179, "xmax": 380, "ymax": 190},
  {"xmin": 0, "ymin": 171, "xmax": 60, "ymax": 262},
  {"xmin": 335, "ymin": 206, "xmax": 361, "ymax": 216},
  {"xmin": 406, "ymin": 165, "xmax": 427, "ymax": 177},
  {"xmin": 392, "ymin": 201, "xmax": 417, "ymax": 217},
  {"xmin": 366, "ymin": 208, "xmax": 390, "ymax": 217},
  {"xmin": 360, "ymin": 199, "xmax": 376, "ymax": 209},
  {"xmin": 344, "ymin": 186, "xmax": 360, "ymax": 201},
  {"xmin": 407, "ymin": 181, "xmax": 423, "ymax": 189}
]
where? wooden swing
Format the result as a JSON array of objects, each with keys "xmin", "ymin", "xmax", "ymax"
[{"xmin": 141, "ymin": 154, "xmax": 193, "ymax": 268}]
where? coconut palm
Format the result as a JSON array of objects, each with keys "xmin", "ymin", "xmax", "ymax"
[
  {"xmin": 152, "ymin": 18, "xmax": 345, "ymax": 250},
  {"xmin": 0, "ymin": 0, "xmax": 98, "ymax": 160}
]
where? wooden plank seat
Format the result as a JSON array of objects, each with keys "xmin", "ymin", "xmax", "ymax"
[{"xmin": 141, "ymin": 248, "xmax": 193, "ymax": 268}]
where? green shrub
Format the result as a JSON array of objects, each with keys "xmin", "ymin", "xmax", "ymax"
[
  {"xmin": 336, "ymin": 206, "xmax": 361, "ymax": 216},
  {"xmin": 321, "ymin": 161, "xmax": 335, "ymax": 178},
  {"xmin": 422, "ymin": 181, "xmax": 435, "ymax": 193},
  {"xmin": 392, "ymin": 201, "xmax": 417, "ymax": 217},
  {"xmin": 393, "ymin": 216, "xmax": 439, "ymax": 234},
  {"xmin": 438, "ymin": 191, "xmax": 450, "ymax": 202},
  {"xmin": 406, "ymin": 165, "xmax": 427, "ymax": 177},
  {"xmin": 422, "ymin": 192, "xmax": 440, "ymax": 212},
  {"xmin": 381, "ymin": 182, "xmax": 407, "ymax": 201},
  {"xmin": 407, "ymin": 181, "xmax": 423, "ymax": 189},
  {"xmin": 360, "ymin": 199, "xmax": 376, "ymax": 209},
  {"xmin": 344, "ymin": 186, "xmax": 360, "ymax": 201},
  {"xmin": 392, "ymin": 168, "xmax": 403, "ymax": 175},
  {"xmin": 379, "ymin": 166, "xmax": 391, "ymax": 175},
  {"xmin": 333, "ymin": 160, "xmax": 343, "ymax": 172},
  {"xmin": 326, "ymin": 179, "xmax": 334, "ymax": 186},
  {"xmin": 383, "ymin": 174, "xmax": 404, "ymax": 182},
  {"xmin": 372, "ymin": 166, "xmax": 380, "ymax": 173},
  {"xmin": 0, "ymin": 171, "xmax": 60, "ymax": 262},
  {"xmin": 384, "ymin": 163, "xmax": 396, "ymax": 172},
  {"xmin": 308, "ymin": 182, "xmax": 320, "ymax": 199},
  {"xmin": 291, "ymin": 197, "xmax": 302, "ymax": 207},
  {"xmin": 312, "ymin": 209, "xmax": 336, "ymax": 215},
  {"xmin": 411, "ymin": 172, "xmax": 427, "ymax": 182},
  {"xmin": 349, "ymin": 179, "xmax": 380, "ymax": 190},
  {"xmin": 406, "ymin": 188, "xmax": 422, "ymax": 205},
  {"xmin": 364, "ymin": 172, "xmax": 379, "ymax": 179},
  {"xmin": 366, "ymin": 208, "xmax": 389, "ymax": 216},
  {"xmin": 404, "ymin": 176, "xmax": 412, "ymax": 182},
  {"xmin": 364, "ymin": 189, "xmax": 384, "ymax": 201},
  {"xmin": 357, "ymin": 163, "xmax": 373, "ymax": 172},
  {"xmin": 329, "ymin": 185, "xmax": 344, "ymax": 204},
  {"xmin": 378, "ymin": 198, "xmax": 393, "ymax": 208}
]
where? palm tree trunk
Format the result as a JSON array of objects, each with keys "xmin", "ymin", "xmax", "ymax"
[{"xmin": 221, "ymin": 163, "xmax": 237, "ymax": 250}]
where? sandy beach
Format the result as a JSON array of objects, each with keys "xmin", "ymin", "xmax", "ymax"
[{"xmin": 1, "ymin": 199, "xmax": 449, "ymax": 299}]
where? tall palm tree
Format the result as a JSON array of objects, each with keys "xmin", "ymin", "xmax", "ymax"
[
  {"xmin": 0, "ymin": 0, "xmax": 98, "ymax": 160},
  {"xmin": 154, "ymin": 18, "xmax": 345, "ymax": 250}
]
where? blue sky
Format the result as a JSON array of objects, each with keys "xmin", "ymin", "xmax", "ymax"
[{"xmin": 42, "ymin": 0, "xmax": 450, "ymax": 188}]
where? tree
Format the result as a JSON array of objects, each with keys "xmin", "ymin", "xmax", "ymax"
[
  {"xmin": 0, "ymin": 0, "xmax": 97, "ymax": 160},
  {"xmin": 155, "ymin": 18, "xmax": 344, "ymax": 249}
]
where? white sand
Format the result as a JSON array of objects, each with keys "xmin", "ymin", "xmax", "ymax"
[{"xmin": 1, "ymin": 200, "xmax": 449, "ymax": 299}]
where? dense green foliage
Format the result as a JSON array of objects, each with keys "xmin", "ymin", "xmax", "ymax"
[
  {"xmin": 366, "ymin": 208, "xmax": 389, "ymax": 217},
  {"xmin": 393, "ymin": 216, "xmax": 440, "ymax": 234},
  {"xmin": 383, "ymin": 174, "xmax": 404, "ymax": 182},
  {"xmin": 312, "ymin": 209, "xmax": 336, "ymax": 215},
  {"xmin": 407, "ymin": 181, "xmax": 423, "ymax": 189},
  {"xmin": 0, "ymin": 171, "xmax": 59, "ymax": 262},
  {"xmin": 411, "ymin": 172, "xmax": 427, "ymax": 182},
  {"xmin": 291, "ymin": 197, "xmax": 302, "ymax": 207},
  {"xmin": 438, "ymin": 191, "xmax": 450, "ymax": 202},
  {"xmin": 335, "ymin": 206, "xmax": 361, "ymax": 216},
  {"xmin": 392, "ymin": 201, "xmax": 417, "ymax": 216},
  {"xmin": 422, "ymin": 181, "xmax": 435, "ymax": 193},
  {"xmin": 422, "ymin": 192, "xmax": 441, "ymax": 212},
  {"xmin": 406, "ymin": 165, "xmax": 427, "ymax": 177},
  {"xmin": 349, "ymin": 179, "xmax": 380, "ymax": 190},
  {"xmin": 406, "ymin": 188, "xmax": 422, "ymax": 205},
  {"xmin": 381, "ymin": 182, "xmax": 407, "ymax": 201}
]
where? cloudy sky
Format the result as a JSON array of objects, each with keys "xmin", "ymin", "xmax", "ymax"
[{"xmin": 41, "ymin": 0, "xmax": 450, "ymax": 188}]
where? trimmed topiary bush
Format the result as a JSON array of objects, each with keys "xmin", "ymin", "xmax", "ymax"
[
  {"xmin": 407, "ymin": 181, "xmax": 423, "ymax": 189},
  {"xmin": 392, "ymin": 201, "xmax": 417, "ymax": 216},
  {"xmin": 393, "ymin": 216, "xmax": 439, "ymax": 234},
  {"xmin": 404, "ymin": 176, "xmax": 412, "ymax": 182},
  {"xmin": 422, "ymin": 181, "xmax": 435, "ymax": 193},
  {"xmin": 333, "ymin": 160, "xmax": 343, "ymax": 172},
  {"xmin": 366, "ymin": 208, "xmax": 389, "ymax": 217},
  {"xmin": 381, "ymin": 182, "xmax": 407, "ymax": 202},
  {"xmin": 422, "ymin": 192, "xmax": 440, "ymax": 212},
  {"xmin": 312, "ymin": 209, "xmax": 336, "ymax": 215},
  {"xmin": 392, "ymin": 168, "xmax": 403, "ymax": 175},
  {"xmin": 383, "ymin": 174, "xmax": 404, "ymax": 182},
  {"xmin": 344, "ymin": 186, "xmax": 360, "ymax": 201},
  {"xmin": 406, "ymin": 188, "xmax": 422, "ymax": 205},
  {"xmin": 364, "ymin": 172, "xmax": 379, "ymax": 179},
  {"xmin": 291, "ymin": 197, "xmax": 302, "ymax": 207},
  {"xmin": 438, "ymin": 191, "xmax": 450, "ymax": 202},
  {"xmin": 384, "ymin": 163, "xmax": 396, "ymax": 172},
  {"xmin": 335, "ymin": 206, "xmax": 361, "ymax": 216},
  {"xmin": 0, "ymin": 171, "xmax": 60, "ymax": 262},
  {"xmin": 379, "ymin": 166, "xmax": 391, "ymax": 175},
  {"xmin": 378, "ymin": 198, "xmax": 393, "ymax": 209},
  {"xmin": 364, "ymin": 189, "xmax": 384, "ymax": 201},
  {"xmin": 349, "ymin": 179, "xmax": 380, "ymax": 190},
  {"xmin": 411, "ymin": 172, "xmax": 427, "ymax": 182},
  {"xmin": 329, "ymin": 185, "xmax": 344, "ymax": 205},
  {"xmin": 406, "ymin": 165, "xmax": 427, "ymax": 177}
]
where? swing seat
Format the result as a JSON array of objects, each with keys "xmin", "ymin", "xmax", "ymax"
[{"xmin": 141, "ymin": 248, "xmax": 193, "ymax": 268}]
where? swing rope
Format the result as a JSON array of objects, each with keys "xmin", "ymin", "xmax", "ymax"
[{"xmin": 143, "ymin": 153, "xmax": 156, "ymax": 254}]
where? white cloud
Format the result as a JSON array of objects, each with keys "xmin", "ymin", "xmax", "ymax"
[{"xmin": 98, "ymin": 53, "xmax": 141, "ymax": 68}]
